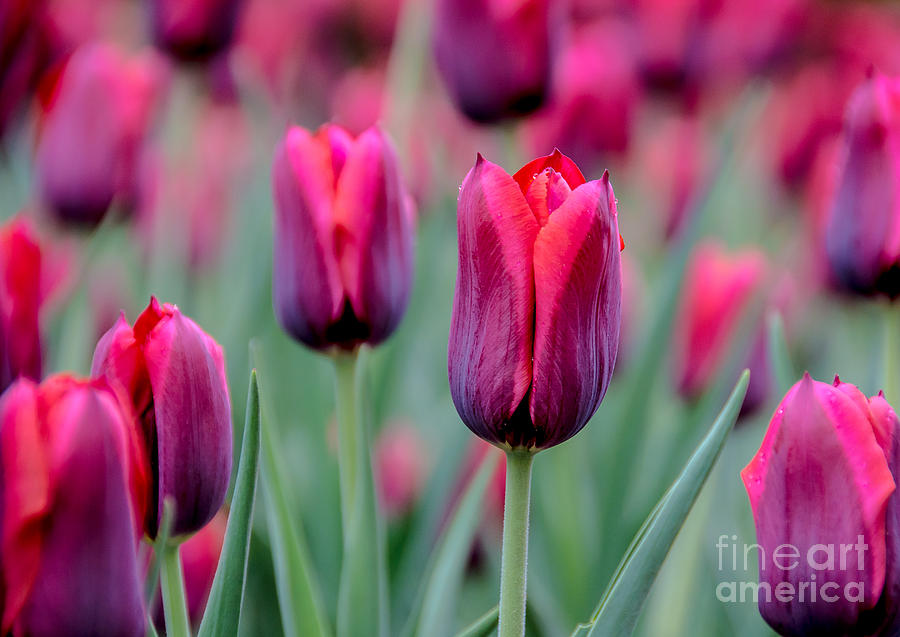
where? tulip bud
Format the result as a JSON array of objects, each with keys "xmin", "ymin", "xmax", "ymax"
[
  {"xmin": 825, "ymin": 73, "xmax": 900, "ymax": 298},
  {"xmin": 92, "ymin": 297, "xmax": 233, "ymax": 538},
  {"xmin": 448, "ymin": 150, "xmax": 622, "ymax": 450},
  {"xmin": 271, "ymin": 123, "xmax": 415, "ymax": 351},
  {"xmin": 741, "ymin": 374, "xmax": 898, "ymax": 635},
  {"xmin": 374, "ymin": 422, "xmax": 428, "ymax": 520},
  {"xmin": 36, "ymin": 44, "xmax": 166, "ymax": 227},
  {"xmin": 149, "ymin": 0, "xmax": 244, "ymax": 62},
  {"xmin": 672, "ymin": 242, "xmax": 766, "ymax": 401},
  {"xmin": 0, "ymin": 217, "xmax": 43, "ymax": 393},
  {"xmin": 432, "ymin": 0, "xmax": 561, "ymax": 123},
  {"xmin": 0, "ymin": 375, "xmax": 146, "ymax": 637}
]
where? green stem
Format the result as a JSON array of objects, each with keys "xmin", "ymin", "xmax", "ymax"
[
  {"xmin": 333, "ymin": 351, "xmax": 360, "ymax": 529},
  {"xmin": 498, "ymin": 450, "xmax": 535, "ymax": 637},
  {"xmin": 885, "ymin": 303, "xmax": 900, "ymax": 405},
  {"xmin": 160, "ymin": 542, "xmax": 191, "ymax": 637}
]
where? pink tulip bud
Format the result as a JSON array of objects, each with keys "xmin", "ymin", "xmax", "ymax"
[
  {"xmin": 825, "ymin": 72, "xmax": 900, "ymax": 298},
  {"xmin": 448, "ymin": 149, "xmax": 622, "ymax": 450},
  {"xmin": 742, "ymin": 374, "xmax": 898, "ymax": 634},
  {"xmin": 271, "ymin": 123, "xmax": 415, "ymax": 351},
  {"xmin": 149, "ymin": 0, "xmax": 244, "ymax": 62},
  {"xmin": 92, "ymin": 297, "xmax": 233, "ymax": 538},
  {"xmin": 0, "ymin": 375, "xmax": 147, "ymax": 637},
  {"xmin": 432, "ymin": 0, "xmax": 562, "ymax": 123},
  {"xmin": 374, "ymin": 423, "xmax": 428, "ymax": 519}
]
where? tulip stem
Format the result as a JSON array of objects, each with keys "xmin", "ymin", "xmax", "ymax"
[
  {"xmin": 333, "ymin": 351, "xmax": 360, "ymax": 531},
  {"xmin": 498, "ymin": 449, "xmax": 535, "ymax": 637},
  {"xmin": 885, "ymin": 302, "xmax": 900, "ymax": 405},
  {"xmin": 160, "ymin": 542, "xmax": 192, "ymax": 637}
]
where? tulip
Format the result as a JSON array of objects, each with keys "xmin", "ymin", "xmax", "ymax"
[
  {"xmin": 448, "ymin": 149, "xmax": 622, "ymax": 451},
  {"xmin": 0, "ymin": 217, "xmax": 43, "ymax": 393},
  {"xmin": 824, "ymin": 72, "xmax": 900, "ymax": 298},
  {"xmin": 149, "ymin": 0, "xmax": 244, "ymax": 62},
  {"xmin": 374, "ymin": 422, "xmax": 428, "ymax": 519},
  {"xmin": 0, "ymin": 375, "xmax": 147, "ymax": 637},
  {"xmin": 92, "ymin": 297, "xmax": 233, "ymax": 538},
  {"xmin": 35, "ymin": 44, "xmax": 166, "ymax": 227},
  {"xmin": 432, "ymin": 0, "xmax": 561, "ymax": 123},
  {"xmin": 672, "ymin": 241, "xmax": 766, "ymax": 401},
  {"xmin": 271, "ymin": 123, "xmax": 415, "ymax": 351},
  {"xmin": 741, "ymin": 374, "xmax": 899, "ymax": 635}
]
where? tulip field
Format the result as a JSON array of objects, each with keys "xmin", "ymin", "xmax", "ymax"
[{"xmin": 3, "ymin": 1, "xmax": 900, "ymax": 636}]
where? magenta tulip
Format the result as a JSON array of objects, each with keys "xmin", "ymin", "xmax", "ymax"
[
  {"xmin": 825, "ymin": 72, "xmax": 900, "ymax": 298},
  {"xmin": 149, "ymin": 0, "xmax": 243, "ymax": 61},
  {"xmin": 448, "ymin": 149, "xmax": 622, "ymax": 450},
  {"xmin": 92, "ymin": 297, "xmax": 233, "ymax": 538},
  {"xmin": 432, "ymin": 0, "xmax": 561, "ymax": 123},
  {"xmin": 0, "ymin": 375, "xmax": 147, "ymax": 637},
  {"xmin": 742, "ymin": 374, "xmax": 899, "ymax": 635},
  {"xmin": 271, "ymin": 123, "xmax": 415, "ymax": 351}
]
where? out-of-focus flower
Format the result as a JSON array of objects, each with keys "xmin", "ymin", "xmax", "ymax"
[
  {"xmin": 637, "ymin": 113, "xmax": 710, "ymax": 241},
  {"xmin": 0, "ymin": 375, "xmax": 147, "ymax": 637},
  {"xmin": 152, "ymin": 510, "xmax": 226, "ymax": 629},
  {"xmin": 0, "ymin": 0, "xmax": 52, "ymax": 140},
  {"xmin": 448, "ymin": 150, "xmax": 622, "ymax": 450},
  {"xmin": 91, "ymin": 297, "xmax": 233, "ymax": 538},
  {"xmin": 374, "ymin": 422, "xmax": 428, "ymax": 519},
  {"xmin": 271, "ymin": 123, "xmax": 415, "ymax": 351},
  {"xmin": 35, "ymin": 44, "xmax": 168, "ymax": 227},
  {"xmin": 824, "ymin": 73, "xmax": 900, "ymax": 299},
  {"xmin": 672, "ymin": 241, "xmax": 766, "ymax": 401},
  {"xmin": 149, "ymin": 0, "xmax": 244, "ymax": 62},
  {"xmin": 526, "ymin": 21, "xmax": 639, "ymax": 171},
  {"xmin": 0, "ymin": 217, "xmax": 43, "ymax": 393},
  {"xmin": 741, "ymin": 375, "xmax": 899, "ymax": 635},
  {"xmin": 432, "ymin": 0, "xmax": 561, "ymax": 123},
  {"xmin": 331, "ymin": 65, "xmax": 387, "ymax": 137}
]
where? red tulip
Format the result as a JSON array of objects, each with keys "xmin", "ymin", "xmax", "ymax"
[
  {"xmin": 0, "ymin": 217, "xmax": 43, "ymax": 393},
  {"xmin": 92, "ymin": 297, "xmax": 233, "ymax": 538},
  {"xmin": 672, "ymin": 241, "xmax": 766, "ymax": 400},
  {"xmin": 149, "ymin": 0, "xmax": 244, "ymax": 62},
  {"xmin": 432, "ymin": 0, "xmax": 562, "ymax": 123},
  {"xmin": 824, "ymin": 72, "xmax": 900, "ymax": 298},
  {"xmin": 271, "ymin": 123, "xmax": 415, "ymax": 351},
  {"xmin": 36, "ymin": 44, "xmax": 167, "ymax": 227},
  {"xmin": 448, "ymin": 149, "xmax": 622, "ymax": 450},
  {"xmin": 742, "ymin": 375, "xmax": 898, "ymax": 635},
  {"xmin": 0, "ymin": 375, "xmax": 147, "ymax": 637}
]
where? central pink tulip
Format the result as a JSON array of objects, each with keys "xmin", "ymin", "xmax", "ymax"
[
  {"xmin": 271, "ymin": 123, "xmax": 415, "ymax": 351},
  {"xmin": 448, "ymin": 150, "xmax": 622, "ymax": 450}
]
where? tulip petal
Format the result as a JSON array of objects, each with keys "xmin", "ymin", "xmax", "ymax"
[
  {"xmin": 0, "ymin": 219, "xmax": 42, "ymax": 393},
  {"xmin": 0, "ymin": 380, "xmax": 47, "ymax": 634},
  {"xmin": 529, "ymin": 175, "xmax": 621, "ymax": 448},
  {"xmin": 143, "ymin": 309, "xmax": 232, "ymax": 537},
  {"xmin": 271, "ymin": 126, "xmax": 344, "ymax": 349},
  {"xmin": 333, "ymin": 127, "xmax": 414, "ymax": 345},
  {"xmin": 512, "ymin": 148, "xmax": 586, "ymax": 193},
  {"xmin": 741, "ymin": 375, "xmax": 895, "ymax": 634},
  {"xmin": 18, "ymin": 386, "xmax": 144, "ymax": 637},
  {"xmin": 448, "ymin": 155, "xmax": 539, "ymax": 446}
]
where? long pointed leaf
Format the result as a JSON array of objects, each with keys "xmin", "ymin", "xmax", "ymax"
[
  {"xmin": 197, "ymin": 370, "xmax": 261, "ymax": 637},
  {"xmin": 406, "ymin": 452, "xmax": 500, "ymax": 637},
  {"xmin": 575, "ymin": 371, "xmax": 750, "ymax": 637},
  {"xmin": 256, "ymin": 364, "xmax": 332, "ymax": 637},
  {"xmin": 454, "ymin": 606, "xmax": 498, "ymax": 637}
]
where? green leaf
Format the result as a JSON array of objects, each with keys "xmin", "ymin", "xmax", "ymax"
[
  {"xmin": 197, "ymin": 370, "xmax": 262, "ymax": 637},
  {"xmin": 453, "ymin": 606, "xmax": 498, "ymax": 637},
  {"xmin": 767, "ymin": 311, "xmax": 795, "ymax": 396},
  {"xmin": 256, "ymin": 362, "xmax": 332, "ymax": 637},
  {"xmin": 574, "ymin": 371, "xmax": 750, "ymax": 637},
  {"xmin": 403, "ymin": 451, "xmax": 500, "ymax": 637}
]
